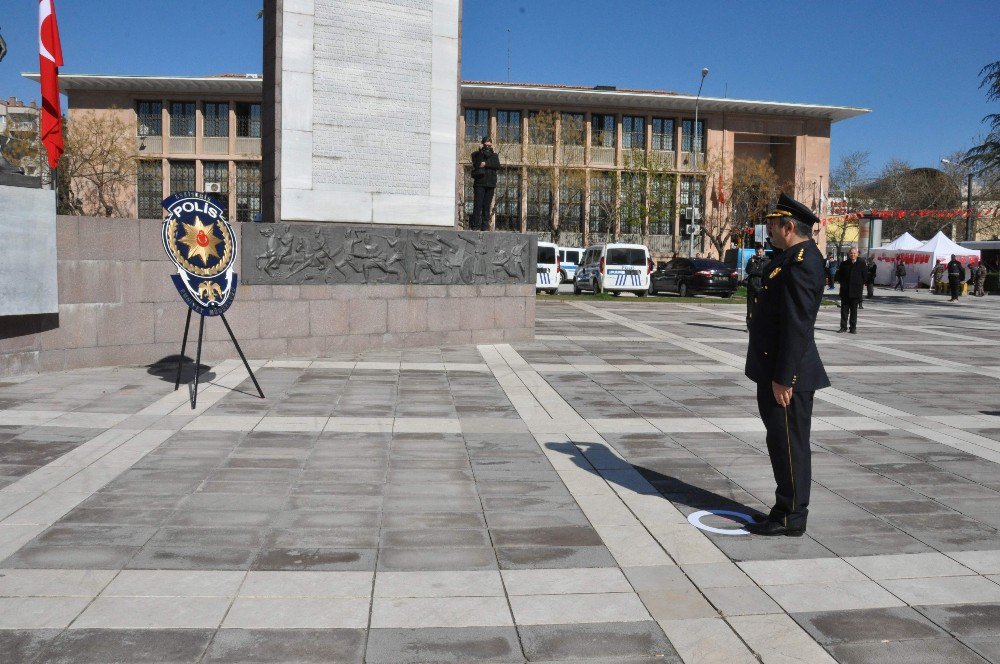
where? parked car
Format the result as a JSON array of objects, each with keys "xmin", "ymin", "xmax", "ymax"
[
  {"xmin": 574, "ymin": 243, "xmax": 652, "ymax": 296},
  {"xmin": 536, "ymin": 241, "xmax": 561, "ymax": 294},
  {"xmin": 650, "ymin": 258, "xmax": 738, "ymax": 297},
  {"xmin": 558, "ymin": 247, "xmax": 583, "ymax": 284}
]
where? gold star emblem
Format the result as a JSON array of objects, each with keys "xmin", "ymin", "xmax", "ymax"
[{"xmin": 178, "ymin": 216, "xmax": 223, "ymax": 266}]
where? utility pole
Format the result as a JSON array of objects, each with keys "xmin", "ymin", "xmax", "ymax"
[{"xmin": 688, "ymin": 67, "xmax": 708, "ymax": 257}]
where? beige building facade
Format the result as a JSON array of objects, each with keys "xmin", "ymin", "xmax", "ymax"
[
  {"xmin": 34, "ymin": 74, "xmax": 866, "ymax": 256},
  {"xmin": 460, "ymin": 82, "xmax": 867, "ymax": 256}
]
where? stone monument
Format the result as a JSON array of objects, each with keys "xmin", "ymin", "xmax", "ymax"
[
  {"xmin": 263, "ymin": 0, "xmax": 460, "ymax": 227},
  {"xmin": 0, "ymin": 155, "xmax": 57, "ymax": 316}
]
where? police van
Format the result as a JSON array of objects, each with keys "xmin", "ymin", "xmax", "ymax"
[
  {"xmin": 558, "ymin": 247, "xmax": 584, "ymax": 284},
  {"xmin": 574, "ymin": 243, "xmax": 652, "ymax": 296},
  {"xmin": 535, "ymin": 241, "xmax": 561, "ymax": 294}
]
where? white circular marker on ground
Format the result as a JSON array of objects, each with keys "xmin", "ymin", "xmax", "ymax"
[{"xmin": 687, "ymin": 509, "xmax": 754, "ymax": 535}]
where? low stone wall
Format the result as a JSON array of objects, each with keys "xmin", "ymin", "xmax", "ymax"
[{"xmin": 0, "ymin": 218, "xmax": 535, "ymax": 377}]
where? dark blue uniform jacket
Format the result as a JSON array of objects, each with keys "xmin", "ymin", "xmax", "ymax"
[{"xmin": 745, "ymin": 239, "xmax": 831, "ymax": 392}]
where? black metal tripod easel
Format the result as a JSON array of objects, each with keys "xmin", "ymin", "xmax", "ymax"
[{"xmin": 174, "ymin": 308, "xmax": 265, "ymax": 408}]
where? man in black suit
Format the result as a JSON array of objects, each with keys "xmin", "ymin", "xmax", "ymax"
[
  {"xmin": 744, "ymin": 193, "xmax": 830, "ymax": 537},
  {"xmin": 470, "ymin": 137, "xmax": 501, "ymax": 231},
  {"xmin": 837, "ymin": 247, "xmax": 867, "ymax": 334}
]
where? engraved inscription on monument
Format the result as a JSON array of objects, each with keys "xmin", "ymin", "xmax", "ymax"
[
  {"xmin": 243, "ymin": 223, "xmax": 534, "ymax": 287},
  {"xmin": 313, "ymin": 0, "xmax": 431, "ymax": 194},
  {"xmin": 273, "ymin": 0, "xmax": 459, "ymax": 226}
]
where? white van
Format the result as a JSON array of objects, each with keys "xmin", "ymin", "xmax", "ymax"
[
  {"xmin": 574, "ymin": 243, "xmax": 652, "ymax": 296},
  {"xmin": 558, "ymin": 247, "xmax": 584, "ymax": 284},
  {"xmin": 535, "ymin": 241, "xmax": 561, "ymax": 294}
]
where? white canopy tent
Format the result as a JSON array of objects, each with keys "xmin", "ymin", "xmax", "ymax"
[
  {"xmin": 906, "ymin": 232, "xmax": 981, "ymax": 287},
  {"xmin": 870, "ymin": 232, "xmax": 925, "ymax": 286}
]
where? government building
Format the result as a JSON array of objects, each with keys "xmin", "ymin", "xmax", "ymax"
[{"xmin": 30, "ymin": 74, "xmax": 868, "ymax": 256}]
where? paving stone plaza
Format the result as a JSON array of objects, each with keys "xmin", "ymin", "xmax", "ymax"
[{"xmin": 2, "ymin": 290, "xmax": 1000, "ymax": 662}]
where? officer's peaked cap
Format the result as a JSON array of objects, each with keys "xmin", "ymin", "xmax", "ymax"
[{"xmin": 766, "ymin": 193, "xmax": 820, "ymax": 227}]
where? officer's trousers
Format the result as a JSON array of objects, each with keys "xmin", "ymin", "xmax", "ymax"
[
  {"xmin": 949, "ymin": 277, "xmax": 961, "ymax": 300},
  {"xmin": 840, "ymin": 296, "xmax": 860, "ymax": 331},
  {"xmin": 471, "ymin": 186, "xmax": 495, "ymax": 231},
  {"xmin": 756, "ymin": 383, "xmax": 814, "ymax": 529}
]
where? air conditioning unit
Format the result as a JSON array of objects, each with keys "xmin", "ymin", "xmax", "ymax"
[{"xmin": 204, "ymin": 182, "xmax": 222, "ymax": 193}]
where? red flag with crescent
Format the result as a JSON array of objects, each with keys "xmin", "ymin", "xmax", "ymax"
[{"xmin": 39, "ymin": 0, "xmax": 64, "ymax": 169}]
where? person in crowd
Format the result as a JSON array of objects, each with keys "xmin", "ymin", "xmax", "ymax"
[
  {"xmin": 745, "ymin": 193, "xmax": 829, "ymax": 537},
  {"xmin": 836, "ymin": 247, "xmax": 866, "ymax": 334},
  {"xmin": 825, "ymin": 255, "xmax": 837, "ymax": 290},
  {"xmin": 865, "ymin": 255, "xmax": 877, "ymax": 300},
  {"xmin": 469, "ymin": 137, "xmax": 501, "ymax": 231},
  {"xmin": 974, "ymin": 260, "xmax": 988, "ymax": 297},
  {"xmin": 893, "ymin": 259, "xmax": 906, "ymax": 291},
  {"xmin": 744, "ymin": 244, "xmax": 767, "ymax": 331},
  {"xmin": 947, "ymin": 254, "xmax": 966, "ymax": 302}
]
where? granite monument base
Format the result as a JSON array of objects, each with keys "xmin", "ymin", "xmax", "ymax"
[{"xmin": 0, "ymin": 218, "xmax": 536, "ymax": 378}]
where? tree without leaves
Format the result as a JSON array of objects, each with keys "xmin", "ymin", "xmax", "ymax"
[
  {"xmin": 963, "ymin": 61, "xmax": 1000, "ymax": 185},
  {"xmin": 60, "ymin": 110, "xmax": 138, "ymax": 217},
  {"xmin": 701, "ymin": 156, "xmax": 781, "ymax": 258},
  {"xmin": 827, "ymin": 151, "xmax": 870, "ymax": 256}
]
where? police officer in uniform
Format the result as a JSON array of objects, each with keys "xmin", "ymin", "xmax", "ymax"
[
  {"xmin": 947, "ymin": 254, "xmax": 966, "ymax": 302},
  {"xmin": 745, "ymin": 193, "xmax": 830, "ymax": 536},
  {"xmin": 744, "ymin": 244, "xmax": 767, "ymax": 331}
]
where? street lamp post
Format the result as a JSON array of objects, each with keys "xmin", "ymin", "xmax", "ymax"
[{"xmin": 689, "ymin": 67, "xmax": 709, "ymax": 258}]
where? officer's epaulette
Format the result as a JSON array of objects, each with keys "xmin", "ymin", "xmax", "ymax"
[{"xmin": 795, "ymin": 248, "xmax": 805, "ymax": 262}]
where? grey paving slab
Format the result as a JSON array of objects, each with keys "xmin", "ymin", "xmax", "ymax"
[
  {"xmin": 37, "ymin": 628, "xmax": 214, "ymax": 663},
  {"xmin": 516, "ymin": 621, "xmax": 681, "ymax": 663},
  {"xmin": 914, "ymin": 603, "xmax": 1000, "ymax": 638},
  {"xmin": 202, "ymin": 628, "xmax": 366, "ymax": 663},
  {"xmin": 791, "ymin": 606, "xmax": 949, "ymax": 645},
  {"xmin": 0, "ymin": 629, "xmax": 60, "ymax": 663},
  {"xmin": 827, "ymin": 636, "xmax": 990, "ymax": 664},
  {"xmin": 364, "ymin": 627, "xmax": 524, "ymax": 663}
]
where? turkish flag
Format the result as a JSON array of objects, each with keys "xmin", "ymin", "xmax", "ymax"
[{"xmin": 39, "ymin": 0, "xmax": 64, "ymax": 170}]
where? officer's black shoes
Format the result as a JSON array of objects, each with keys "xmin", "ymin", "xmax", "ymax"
[
  {"xmin": 849, "ymin": 329, "xmax": 857, "ymax": 334},
  {"xmin": 838, "ymin": 328, "xmax": 847, "ymax": 333},
  {"xmin": 745, "ymin": 520, "xmax": 806, "ymax": 537}
]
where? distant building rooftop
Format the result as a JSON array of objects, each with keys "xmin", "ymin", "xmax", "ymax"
[{"xmin": 21, "ymin": 74, "xmax": 870, "ymax": 123}]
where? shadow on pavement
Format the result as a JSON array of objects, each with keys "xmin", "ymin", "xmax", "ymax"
[
  {"xmin": 146, "ymin": 355, "xmax": 216, "ymax": 385},
  {"xmin": 545, "ymin": 440, "xmax": 766, "ymax": 523}
]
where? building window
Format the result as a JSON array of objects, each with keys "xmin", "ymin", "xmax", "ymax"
[
  {"xmin": 236, "ymin": 162, "xmax": 262, "ymax": 222},
  {"xmin": 681, "ymin": 119, "xmax": 705, "ymax": 153},
  {"xmin": 620, "ymin": 172, "xmax": 644, "ymax": 235},
  {"xmin": 652, "ymin": 117, "xmax": 674, "ymax": 151},
  {"xmin": 591, "ymin": 114, "xmax": 615, "ymax": 148},
  {"xmin": 649, "ymin": 173, "xmax": 675, "ymax": 235},
  {"xmin": 136, "ymin": 101, "xmax": 162, "ymax": 137},
  {"xmin": 526, "ymin": 169, "xmax": 552, "ymax": 231},
  {"xmin": 170, "ymin": 102, "xmax": 196, "ymax": 137},
  {"xmin": 137, "ymin": 161, "xmax": 163, "ymax": 219},
  {"xmin": 495, "ymin": 168, "xmax": 522, "ymax": 232},
  {"xmin": 680, "ymin": 176, "xmax": 703, "ymax": 211},
  {"xmin": 204, "ymin": 102, "xmax": 229, "ymax": 138},
  {"xmin": 589, "ymin": 171, "xmax": 614, "ymax": 235},
  {"xmin": 169, "ymin": 160, "xmax": 195, "ymax": 195},
  {"xmin": 497, "ymin": 110, "xmax": 521, "ymax": 144},
  {"xmin": 622, "ymin": 116, "xmax": 645, "ymax": 150},
  {"xmin": 236, "ymin": 102, "xmax": 261, "ymax": 138},
  {"xmin": 465, "ymin": 108, "xmax": 489, "ymax": 143},
  {"xmin": 203, "ymin": 161, "xmax": 230, "ymax": 208},
  {"xmin": 560, "ymin": 113, "xmax": 585, "ymax": 147},
  {"xmin": 559, "ymin": 172, "xmax": 584, "ymax": 234},
  {"xmin": 527, "ymin": 111, "xmax": 555, "ymax": 145}
]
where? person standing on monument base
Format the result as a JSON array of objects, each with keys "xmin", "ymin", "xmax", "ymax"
[
  {"xmin": 744, "ymin": 193, "xmax": 829, "ymax": 537},
  {"xmin": 947, "ymin": 254, "xmax": 966, "ymax": 302},
  {"xmin": 470, "ymin": 137, "xmax": 501, "ymax": 231},
  {"xmin": 836, "ymin": 247, "xmax": 866, "ymax": 334}
]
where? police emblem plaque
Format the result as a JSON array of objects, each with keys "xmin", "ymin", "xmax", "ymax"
[
  {"xmin": 161, "ymin": 192, "xmax": 263, "ymax": 408},
  {"xmin": 161, "ymin": 192, "xmax": 238, "ymax": 316}
]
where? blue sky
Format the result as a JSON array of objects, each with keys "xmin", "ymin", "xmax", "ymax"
[{"xmin": 1, "ymin": 1, "xmax": 996, "ymax": 174}]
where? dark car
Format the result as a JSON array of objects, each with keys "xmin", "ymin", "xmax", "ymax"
[{"xmin": 650, "ymin": 258, "xmax": 738, "ymax": 298}]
